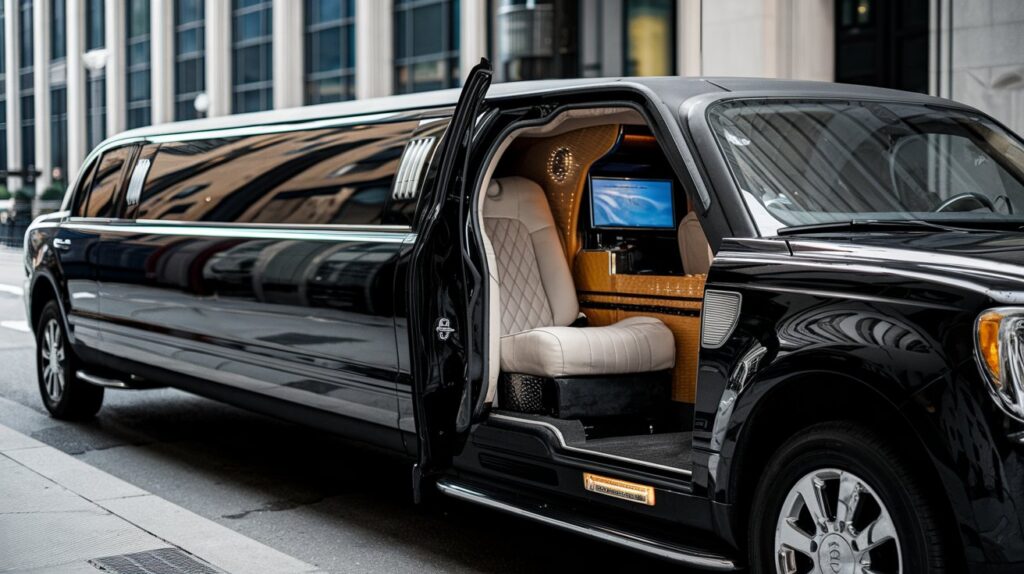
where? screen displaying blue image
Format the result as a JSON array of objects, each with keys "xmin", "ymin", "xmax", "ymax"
[{"xmin": 591, "ymin": 177, "xmax": 675, "ymax": 229}]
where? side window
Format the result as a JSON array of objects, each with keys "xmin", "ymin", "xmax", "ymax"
[
  {"xmin": 83, "ymin": 146, "xmax": 135, "ymax": 218},
  {"xmin": 70, "ymin": 160, "xmax": 99, "ymax": 217},
  {"xmin": 136, "ymin": 120, "xmax": 420, "ymax": 224}
]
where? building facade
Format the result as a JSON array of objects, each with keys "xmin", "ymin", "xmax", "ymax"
[{"xmin": 0, "ymin": 0, "xmax": 1022, "ymax": 203}]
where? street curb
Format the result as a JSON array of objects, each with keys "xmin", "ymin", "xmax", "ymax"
[{"xmin": 0, "ymin": 422, "xmax": 325, "ymax": 574}]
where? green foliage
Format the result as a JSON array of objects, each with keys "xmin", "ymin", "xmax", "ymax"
[{"xmin": 40, "ymin": 183, "xmax": 66, "ymax": 201}]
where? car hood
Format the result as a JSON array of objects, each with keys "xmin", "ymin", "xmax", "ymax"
[{"xmin": 780, "ymin": 230, "xmax": 1024, "ymax": 305}]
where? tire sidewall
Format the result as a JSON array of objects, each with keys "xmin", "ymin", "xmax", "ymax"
[
  {"xmin": 748, "ymin": 424, "xmax": 940, "ymax": 573},
  {"xmin": 35, "ymin": 300, "xmax": 99, "ymax": 418}
]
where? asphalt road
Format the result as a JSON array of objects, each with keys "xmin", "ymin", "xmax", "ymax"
[{"xmin": 0, "ymin": 248, "xmax": 695, "ymax": 574}]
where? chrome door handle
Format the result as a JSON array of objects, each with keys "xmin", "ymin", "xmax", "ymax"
[{"xmin": 53, "ymin": 238, "xmax": 71, "ymax": 250}]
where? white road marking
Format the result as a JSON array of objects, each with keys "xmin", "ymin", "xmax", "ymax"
[
  {"xmin": 0, "ymin": 320, "xmax": 29, "ymax": 332},
  {"xmin": 0, "ymin": 284, "xmax": 23, "ymax": 297}
]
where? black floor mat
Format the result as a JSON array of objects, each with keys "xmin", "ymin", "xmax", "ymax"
[
  {"xmin": 493, "ymin": 410, "xmax": 693, "ymax": 470},
  {"xmin": 576, "ymin": 432, "xmax": 694, "ymax": 469}
]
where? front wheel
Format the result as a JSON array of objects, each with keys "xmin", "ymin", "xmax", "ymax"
[
  {"xmin": 748, "ymin": 422, "xmax": 947, "ymax": 573},
  {"xmin": 36, "ymin": 300, "xmax": 103, "ymax": 419}
]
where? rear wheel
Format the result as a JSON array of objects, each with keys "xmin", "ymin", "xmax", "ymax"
[
  {"xmin": 748, "ymin": 422, "xmax": 946, "ymax": 573},
  {"xmin": 36, "ymin": 300, "xmax": 103, "ymax": 419}
]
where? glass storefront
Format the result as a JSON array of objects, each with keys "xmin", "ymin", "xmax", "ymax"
[{"xmin": 624, "ymin": 0, "xmax": 674, "ymax": 76}]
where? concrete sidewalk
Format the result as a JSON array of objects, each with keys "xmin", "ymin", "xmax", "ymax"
[{"xmin": 0, "ymin": 422, "xmax": 324, "ymax": 574}]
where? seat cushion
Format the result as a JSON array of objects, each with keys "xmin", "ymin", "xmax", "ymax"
[{"xmin": 500, "ymin": 316, "xmax": 676, "ymax": 378}]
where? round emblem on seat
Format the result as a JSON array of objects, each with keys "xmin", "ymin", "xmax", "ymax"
[{"xmin": 547, "ymin": 146, "xmax": 576, "ymax": 184}]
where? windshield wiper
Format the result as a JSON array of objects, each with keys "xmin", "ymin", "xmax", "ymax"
[{"xmin": 776, "ymin": 219, "xmax": 968, "ymax": 236}]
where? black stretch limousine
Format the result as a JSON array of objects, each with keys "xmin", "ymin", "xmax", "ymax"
[{"xmin": 24, "ymin": 62, "xmax": 1024, "ymax": 572}]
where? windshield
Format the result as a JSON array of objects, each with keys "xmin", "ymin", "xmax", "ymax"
[{"xmin": 707, "ymin": 99, "xmax": 1024, "ymax": 235}]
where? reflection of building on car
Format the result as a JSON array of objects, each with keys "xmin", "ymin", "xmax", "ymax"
[{"xmin": 23, "ymin": 64, "xmax": 1024, "ymax": 572}]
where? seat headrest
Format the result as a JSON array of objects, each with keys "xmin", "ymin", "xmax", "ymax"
[{"xmin": 482, "ymin": 177, "xmax": 557, "ymax": 233}]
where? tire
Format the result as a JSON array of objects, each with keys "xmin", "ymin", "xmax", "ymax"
[
  {"xmin": 35, "ymin": 300, "xmax": 103, "ymax": 419},
  {"xmin": 748, "ymin": 421, "xmax": 946, "ymax": 574}
]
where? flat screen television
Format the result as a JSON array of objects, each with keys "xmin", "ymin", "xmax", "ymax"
[{"xmin": 590, "ymin": 177, "xmax": 675, "ymax": 229}]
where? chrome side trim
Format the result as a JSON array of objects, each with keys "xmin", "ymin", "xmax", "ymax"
[
  {"xmin": 63, "ymin": 221, "xmax": 415, "ymax": 244},
  {"xmin": 130, "ymin": 219, "xmax": 413, "ymax": 232},
  {"xmin": 488, "ymin": 413, "xmax": 693, "ymax": 477},
  {"xmin": 77, "ymin": 371, "xmax": 131, "ymax": 389},
  {"xmin": 701, "ymin": 290, "xmax": 742, "ymax": 349},
  {"xmin": 393, "ymin": 137, "xmax": 437, "ymax": 201},
  {"xmin": 436, "ymin": 479, "xmax": 736, "ymax": 571}
]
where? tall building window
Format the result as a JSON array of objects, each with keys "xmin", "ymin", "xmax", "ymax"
[
  {"xmin": 496, "ymin": 0, "xmax": 577, "ymax": 82},
  {"xmin": 50, "ymin": 0, "xmax": 67, "ymax": 187},
  {"xmin": 0, "ymin": 3, "xmax": 7, "ymax": 174},
  {"xmin": 623, "ymin": 0, "xmax": 675, "ymax": 76},
  {"xmin": 51, "ymin": 0, "xmax": 65, "ymax": 60},
  {"xmin": 50, "ymin": 87, "xmax": 66, "ymax": 186},
  {"xmin": 232, "ymin": 0, "xmax": 272, "ymax": 113},
  {"xmin": 19, "ymin": 0, "xmax": 33, "ymax": 172},
  {"xmin": 834, "ymin": 0, "xmax": 930, "ymax": 94},
  {"xmin": 85, "ymin": 0, "xmax": 104, "ymax": 149},
  {"xmin": 86, "ymin": 74, "xmax": 106, "ymax": 149},
  {"xmin": 174, "ymin": 0, "xmax": 204, "ymax": 120},
  {"xmin": 394, "ymin": 0, "xmax": 459, "ymax": 94},
  {"xmin": 304, "ymin": 0, "xmax": 355, "ymax": 104},
  {"xmin": 86, "ymin": 0, "xmax": 104, "ymax": 51},
  {"xmin": 126, "ymin": 0, "xmax": 151, "ymax": 129}
]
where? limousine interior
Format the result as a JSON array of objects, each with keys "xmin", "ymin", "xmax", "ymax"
[{"xmin": 475, "ymin": 107, "xmax": 710, "ymax": 471}]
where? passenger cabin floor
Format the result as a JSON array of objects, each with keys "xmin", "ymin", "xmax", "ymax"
[
  {"xmin": 584, "ymin": 432, "xmax": 694, "ymax": 469},
  {"xmin": 493, "ymin": 411, "xmax": 694, "ymax": 472}
]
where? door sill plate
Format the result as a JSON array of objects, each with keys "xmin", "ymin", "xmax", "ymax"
[{"xmin": 436, "ymin": 477, "xmax": 736, "ymax": 570}]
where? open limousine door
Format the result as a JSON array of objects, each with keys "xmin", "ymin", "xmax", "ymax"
[{"xmin": 408, "ymin": 60, "xmax": 493, "ymax": 497}]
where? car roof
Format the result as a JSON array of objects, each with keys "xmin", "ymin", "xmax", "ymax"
[{"xmin": 112, "ymin": 76, "xmax": 968, "ymax": 143}]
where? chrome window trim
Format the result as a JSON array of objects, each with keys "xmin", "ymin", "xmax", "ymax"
[
  {"xmin": 131, "ymin": 219, "xmax": 413, "ymax": 233},
  {"xmin": 63, "ymin": 221, "xmax": 416, "ymax": 243}
]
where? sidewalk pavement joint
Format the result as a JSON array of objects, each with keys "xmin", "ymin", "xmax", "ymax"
[{"xmin": 0, "ymin": 421, "xmax": 325, "ymax": 574}]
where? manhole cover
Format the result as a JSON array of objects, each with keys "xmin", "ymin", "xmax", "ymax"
[{"xmin": 90, "ymin": 547, "xmax": 223, "ymax": 574}]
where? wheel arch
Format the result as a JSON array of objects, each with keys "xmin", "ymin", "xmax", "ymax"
[
  {"xmin": 28, "ymin": 273, "xmax": 63, "ymax": 335},
  {"xmin": 723, "ymin": 369, "xmax": 971, "ymax": 570}
]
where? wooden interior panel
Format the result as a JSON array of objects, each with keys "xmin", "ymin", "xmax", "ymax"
[
  {"xmin": 496, "ymin": 124, "xmax": 705, "ymax": 404},
  {"xmin": 575, "ymin": 250, "xmax": 706, "ymax": 403},
  {"xmin": 510, "ymin": 125, "xmax": 620, "ymax": 268}
]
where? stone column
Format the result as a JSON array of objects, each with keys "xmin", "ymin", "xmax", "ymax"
[
  {"xmin": 677, "ymin": 0, "xmax": 702, "ymax": 77},
  {"xmin": 355, "ymin": 0, "xmax": 393, "ymax": 99},
  {"xmin": 104, "ymin": 0, "xmax": 125, "ymax": 135},
  {"xmin": 66, "ymin": 0, "xmax": 87, "ymax": 179},
  {"xmin": 34, "ymin": 0, "xmax": 53, "ymax": 192},
  {"xmin": 150, "ymin": 0, "xmax": 174, "ymax": 124},
  {"xmin": 205, "ymin": 0, "xmax": 231, "ymax": 116},
  {"xmin": 272, "ymin": 0, "xmax": 303, "ymax": 108},
  {"xmin": 5, "ymin": 0, "xmax": 22, "ymax": 192},
  {"xmin": 460, "ymin": 0, "xmax": 488, "ymax": 82}
]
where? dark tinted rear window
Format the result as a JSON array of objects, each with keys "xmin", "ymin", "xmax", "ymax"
[
  {"xmin": 136, "ymin": 120, "xmax": 419, "ymax": 224},
  {"xmin": 82, "ymin": 146, "xmax": 134, "ymax": 218}
]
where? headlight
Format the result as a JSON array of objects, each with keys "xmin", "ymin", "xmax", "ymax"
[{"xmin": 975, "ymin": 308, "xmax": 1024, "ymax": 420}]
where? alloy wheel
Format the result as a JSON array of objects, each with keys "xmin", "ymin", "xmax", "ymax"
[
  {"xmin": 774, "ymin": 468, "xmax": 902, "ymax": 574},
  {"xmin": 40, "ymin": 318, "xmax": 66, "ymax": 402}
]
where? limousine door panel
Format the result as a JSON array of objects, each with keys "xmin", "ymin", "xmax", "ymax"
[
  {"xmin": 61, "ymin": 145, "xmax": 136, "ymax": 347},
  {"xmin": 94, "ymin": 119, "xmax": 425, "ymax": 434},
  {"xmin": 409, "ymin": 60, "xmax": 492, "ymax": 475},
  {"xmin": 95, "ymin": 226, "xmax": 407, "ymax": 428}
]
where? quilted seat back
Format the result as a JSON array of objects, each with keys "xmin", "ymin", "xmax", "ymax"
[{"xmin": 483, "ymin": 177, "xmax": 580, "ymax": 335}]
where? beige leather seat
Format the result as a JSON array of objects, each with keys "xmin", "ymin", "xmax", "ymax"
[
  {"xmin": 484, "ymin": 176, "xmax": 675, "ymax": 378},
  {"xmin": 678, "ymin": 211, "xmax": 713, "ymax": 275}
]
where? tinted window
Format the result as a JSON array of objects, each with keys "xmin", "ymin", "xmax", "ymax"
[
  {"xmin": 83, "ymin": 146, "xmax": 133, "ymax": 218},
  {"xmin": 137, "ymin": 120, "xmax": 418, "ymax": 224},
  {"xmin": 70, "ymin": 159, "xmax": 99, "ymax": 217}
]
